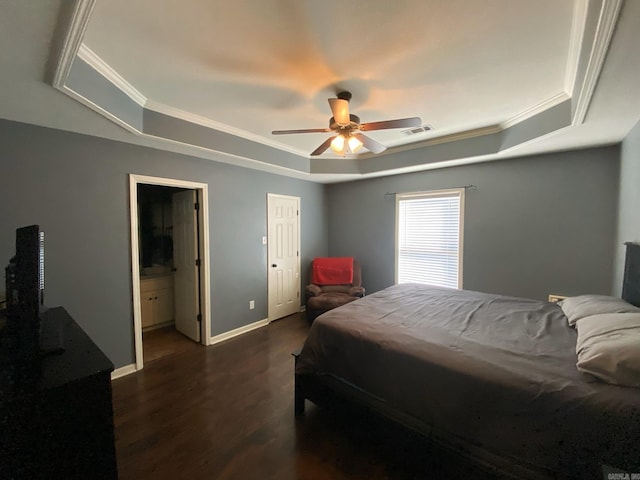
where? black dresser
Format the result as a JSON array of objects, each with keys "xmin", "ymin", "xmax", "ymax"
[{"xmin": 0, "ymin": 307, "xmax": 117, "ymax": 479}]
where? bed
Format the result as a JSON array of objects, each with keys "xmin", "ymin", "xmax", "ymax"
[{"xmin": 294, "ymin": 244, "xmax": 640, "ymax": 479}]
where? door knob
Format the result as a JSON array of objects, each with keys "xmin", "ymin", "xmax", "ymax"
[{"xmin": 271, "ymin": 264, "xmax": 277, "ymax": 268}]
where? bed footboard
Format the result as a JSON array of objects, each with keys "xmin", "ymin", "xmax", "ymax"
[
  {"xmin": 292, "ymin": 352, "xmax": 566, "ymax": 480},
  {"xmin": 292, "ymin": 350, "xmax": 306, "ymax": 415}
]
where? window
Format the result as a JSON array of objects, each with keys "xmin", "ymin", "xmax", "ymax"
[{"xmin": 396, "ymin": 188, "xmax": 464, "ymax": 289}]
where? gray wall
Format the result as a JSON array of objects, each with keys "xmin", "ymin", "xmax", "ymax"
[
  {"xmin": 613, "ymin": 118, "xmax": 640, "ymax": 294},
  {"xmin": 0, "ymin": 119, "xmax": 328, "ymax": 368},
  {"xmin": 0, "ymin": 115, "xmax": 625, "ymax": 370},
  {"xmin": 327, "ymin": 147, "xmax": 620, "ymax": 300}
]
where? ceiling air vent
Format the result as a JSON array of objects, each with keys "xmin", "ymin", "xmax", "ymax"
[{"xmin": 402, "ymin": 125, "xmax": 433, "ymax": 136}]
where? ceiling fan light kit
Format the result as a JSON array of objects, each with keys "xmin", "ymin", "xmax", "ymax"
[
  {"xmin": 330, "ymin": 134, "xmax": 345, "ymax": 153},
  {"xmin": 347, "ymin": 135, "xmax": 363, "ymax": 153},
  {"xmin": 272, "ymin": 91, "xmax": 422, "ymax": 157},
  {"xmin": 329, "ymin": 133, "xmax": 364, "ymax": 155}
]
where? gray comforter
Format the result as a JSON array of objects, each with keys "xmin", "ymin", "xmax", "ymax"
[{"xmin": 296, "ymin": 284, "xmax": 640, "ymax": 478}]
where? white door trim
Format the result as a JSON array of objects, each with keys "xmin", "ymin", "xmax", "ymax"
[
  {"xmin": 129, "ymin": 174, "xmax": 212, "ymax": 371},
  {"xmin": 267, "ymin": 193, "xmax": 301, "ymax": 322}
]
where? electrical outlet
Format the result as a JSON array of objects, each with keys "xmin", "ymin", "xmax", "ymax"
[{"xmin": 249, "ymin": 300, "xmax": 255, "ymax": 310}]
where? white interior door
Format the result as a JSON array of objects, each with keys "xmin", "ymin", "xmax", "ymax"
[
  {"xmin": 267, "ymin": 194, "xmax": 300, "ymax": 321},
  {"xmin": 172, "ymin": 190, "xmax": 200, "ymax": 341}
]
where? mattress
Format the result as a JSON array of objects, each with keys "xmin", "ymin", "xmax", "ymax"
[{"xmin": 296, "ymin": 283, "xmax": 640, "ymax": 478}]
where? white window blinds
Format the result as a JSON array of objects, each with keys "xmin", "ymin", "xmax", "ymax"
[{"xmin": 396, "ymin": 189, "xmax": 464, "ymax": 289}]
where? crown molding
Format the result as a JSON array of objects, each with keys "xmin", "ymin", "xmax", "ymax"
[
  {"xmin": 67, "ymin": 47, "xmax": 563, "ymax": 160},
  {"xmin": 71, "ymin": 42, "xmax": 299, "ymax": 155},
  {"xmin": 60, "ymin": 84, "xmax": 142, "ymax": 136},
  {"xmin": 501, "ymin": 92, "xmax": 570, "ymax": 129},
  {"xmin": 344, "ymin": 123, "xmax": 503, "ymax": 162},
  {"xmin": 143, "ymin": 99, "xmax": 308, "ymax": 157},
  {"xmin": 366, "ymin": 91, "xmax": 568, "ymax": 159},
  {"xmin": 66, "ymin": 44, "xmax": 581, "ymax": 163},
  {"xmin": 60, "ymin": 86, "xmax": 314, "ymax": 180},
  {"xmin": 412, "ymin": 124, "xmax": 503, "ymax": 148},
  {"xmin": 72, "ymin": 44, "xmax": 307, "ymax": 157},
  {"xmin": 352, "ymin": 89, "xmax": 570, "ymax": 161},
  {"xmin": 564, "ymin": 0, "xmax": 589, "ymax": 96},
  {"xmin": 573, "ymin": 0, "xmax": 623, "ymax": 125},
  {"xmin": 142, "ymin": 130, "xmax": 313, "ymax": 179},
  {"xmin": 77, "ymin": 44, "xmax": 147, "ymax": 105},
  {"xmin": 50, "ymin": 5, "xmax": 597, "ymax": 174},
  {"xmin": 51, "ymin": 0, "xmax": 96, "ymax": 88},
  {"xmin": 143, "ymin": 91, "xmax": 567, "ymax": 161}
]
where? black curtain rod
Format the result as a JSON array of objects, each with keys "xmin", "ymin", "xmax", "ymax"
[{"xmin": 384, "ymin": 184, "xmax": 477, "ymax": 198}]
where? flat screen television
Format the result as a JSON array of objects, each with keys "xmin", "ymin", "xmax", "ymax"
[
  {"xmin": 4, "ymin": 225, "xmax": 62, "ymax": 361},
  {"xmin": 5, "ymin": 225, "xmax": 44, "ymax": 317}
]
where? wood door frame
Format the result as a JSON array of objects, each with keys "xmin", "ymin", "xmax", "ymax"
[
  {"xmin": 129, "ymin": 174, "xmax": 211, "ymax": 371},
  {"xmin": 267, "ymin": 193, "xmax": 301, "ymax": 321}
]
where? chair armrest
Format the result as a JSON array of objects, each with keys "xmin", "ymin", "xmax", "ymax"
[
  {"xmin": 305, "ymin": 284, "xmax": 322, "ymax": 298},
  {"xmin": 349, "ymin": 286, "xmax": 365, "ymax": 298}
]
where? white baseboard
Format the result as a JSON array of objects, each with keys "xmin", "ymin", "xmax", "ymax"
[
  {"xmin": 209, "ymin": 318, "xmax": 269, "ymax": 345},
  {"xmin": 111, "ymin": 318, "xmax": 271, "ymax": 379},
  {"xmin": 111, "ymin": 363, "xmax": 138, "ymax": 380}
]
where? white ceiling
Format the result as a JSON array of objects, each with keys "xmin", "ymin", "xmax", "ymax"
[
  {"xmin": 1, "ymin": 0, "xmax": 640, "ymax": 182},
  {"xmin": 82, "ymin": 0, "xmax": 572, "ymax": 152}
]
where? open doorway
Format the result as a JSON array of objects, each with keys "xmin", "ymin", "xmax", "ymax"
[{"xmin": 129, "ymin": 175, "xmax": 211, "ymax": 371}]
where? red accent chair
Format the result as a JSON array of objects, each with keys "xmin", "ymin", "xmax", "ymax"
[{"xmin": 305, "ymin": 259, "xmax": 365, "ymax": 324}]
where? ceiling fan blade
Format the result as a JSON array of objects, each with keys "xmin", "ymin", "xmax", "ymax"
[
  {"xmin": 328, "ymin": 98, "xmax": 350, "ymax": 126},
  {"xmin": 272, "ymin": 128, "xmax": 331, "ymax": 135},
  {"xmin": 359, "ymin": 117, "xmax": 422, "ymax": 131},
  {"xmin": 310, "ymin": 136, "xmax": 336, "ymax": 156},
  {"xmin": 354, "ymin": 133, "xmax": 386, "ymax": 154}
]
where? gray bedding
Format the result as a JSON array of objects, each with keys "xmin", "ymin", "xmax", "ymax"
[{"xmin": 296, "ymin": 284, "xmax": 640, "ymax": 477}]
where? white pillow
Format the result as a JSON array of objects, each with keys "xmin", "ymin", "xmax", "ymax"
[
  {"xmin": 575, "ymin": 312, "xmax": 640, "ymax": 387},
  {"xmin": 558, "ymin": 294, "xmax": 640, "ymax": 326}
]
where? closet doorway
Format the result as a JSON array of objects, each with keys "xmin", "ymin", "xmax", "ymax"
[{"xmin": 129, "ymin": 175, "xmax": 211, "ymax": 370}]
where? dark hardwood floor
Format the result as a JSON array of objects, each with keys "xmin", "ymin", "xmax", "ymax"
[
  {"xmin": 112, "ymin": 313, "xmax": 498, "ymax": 479},
  {"xmin": 142, "ymin": 325, "xmax": 199, "ymax": 363}
]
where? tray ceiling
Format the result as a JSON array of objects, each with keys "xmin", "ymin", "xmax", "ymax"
[{"xmin": 2, "ymin": 0, "xmax": 640, "ymax": 182}]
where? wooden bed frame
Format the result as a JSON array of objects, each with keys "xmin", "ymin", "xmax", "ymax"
[
  {"xmin": 293, "ymin": 357, "xmax": 548, "ymax": 479},
  {"xmin": 293, "ymin": 243, "xmax": 640, "ymax": 479}
]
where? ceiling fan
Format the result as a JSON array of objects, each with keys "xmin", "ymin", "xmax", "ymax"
[{"xmin": 272, "ymin": 91, "xmax": 422, "ymax": 156}]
